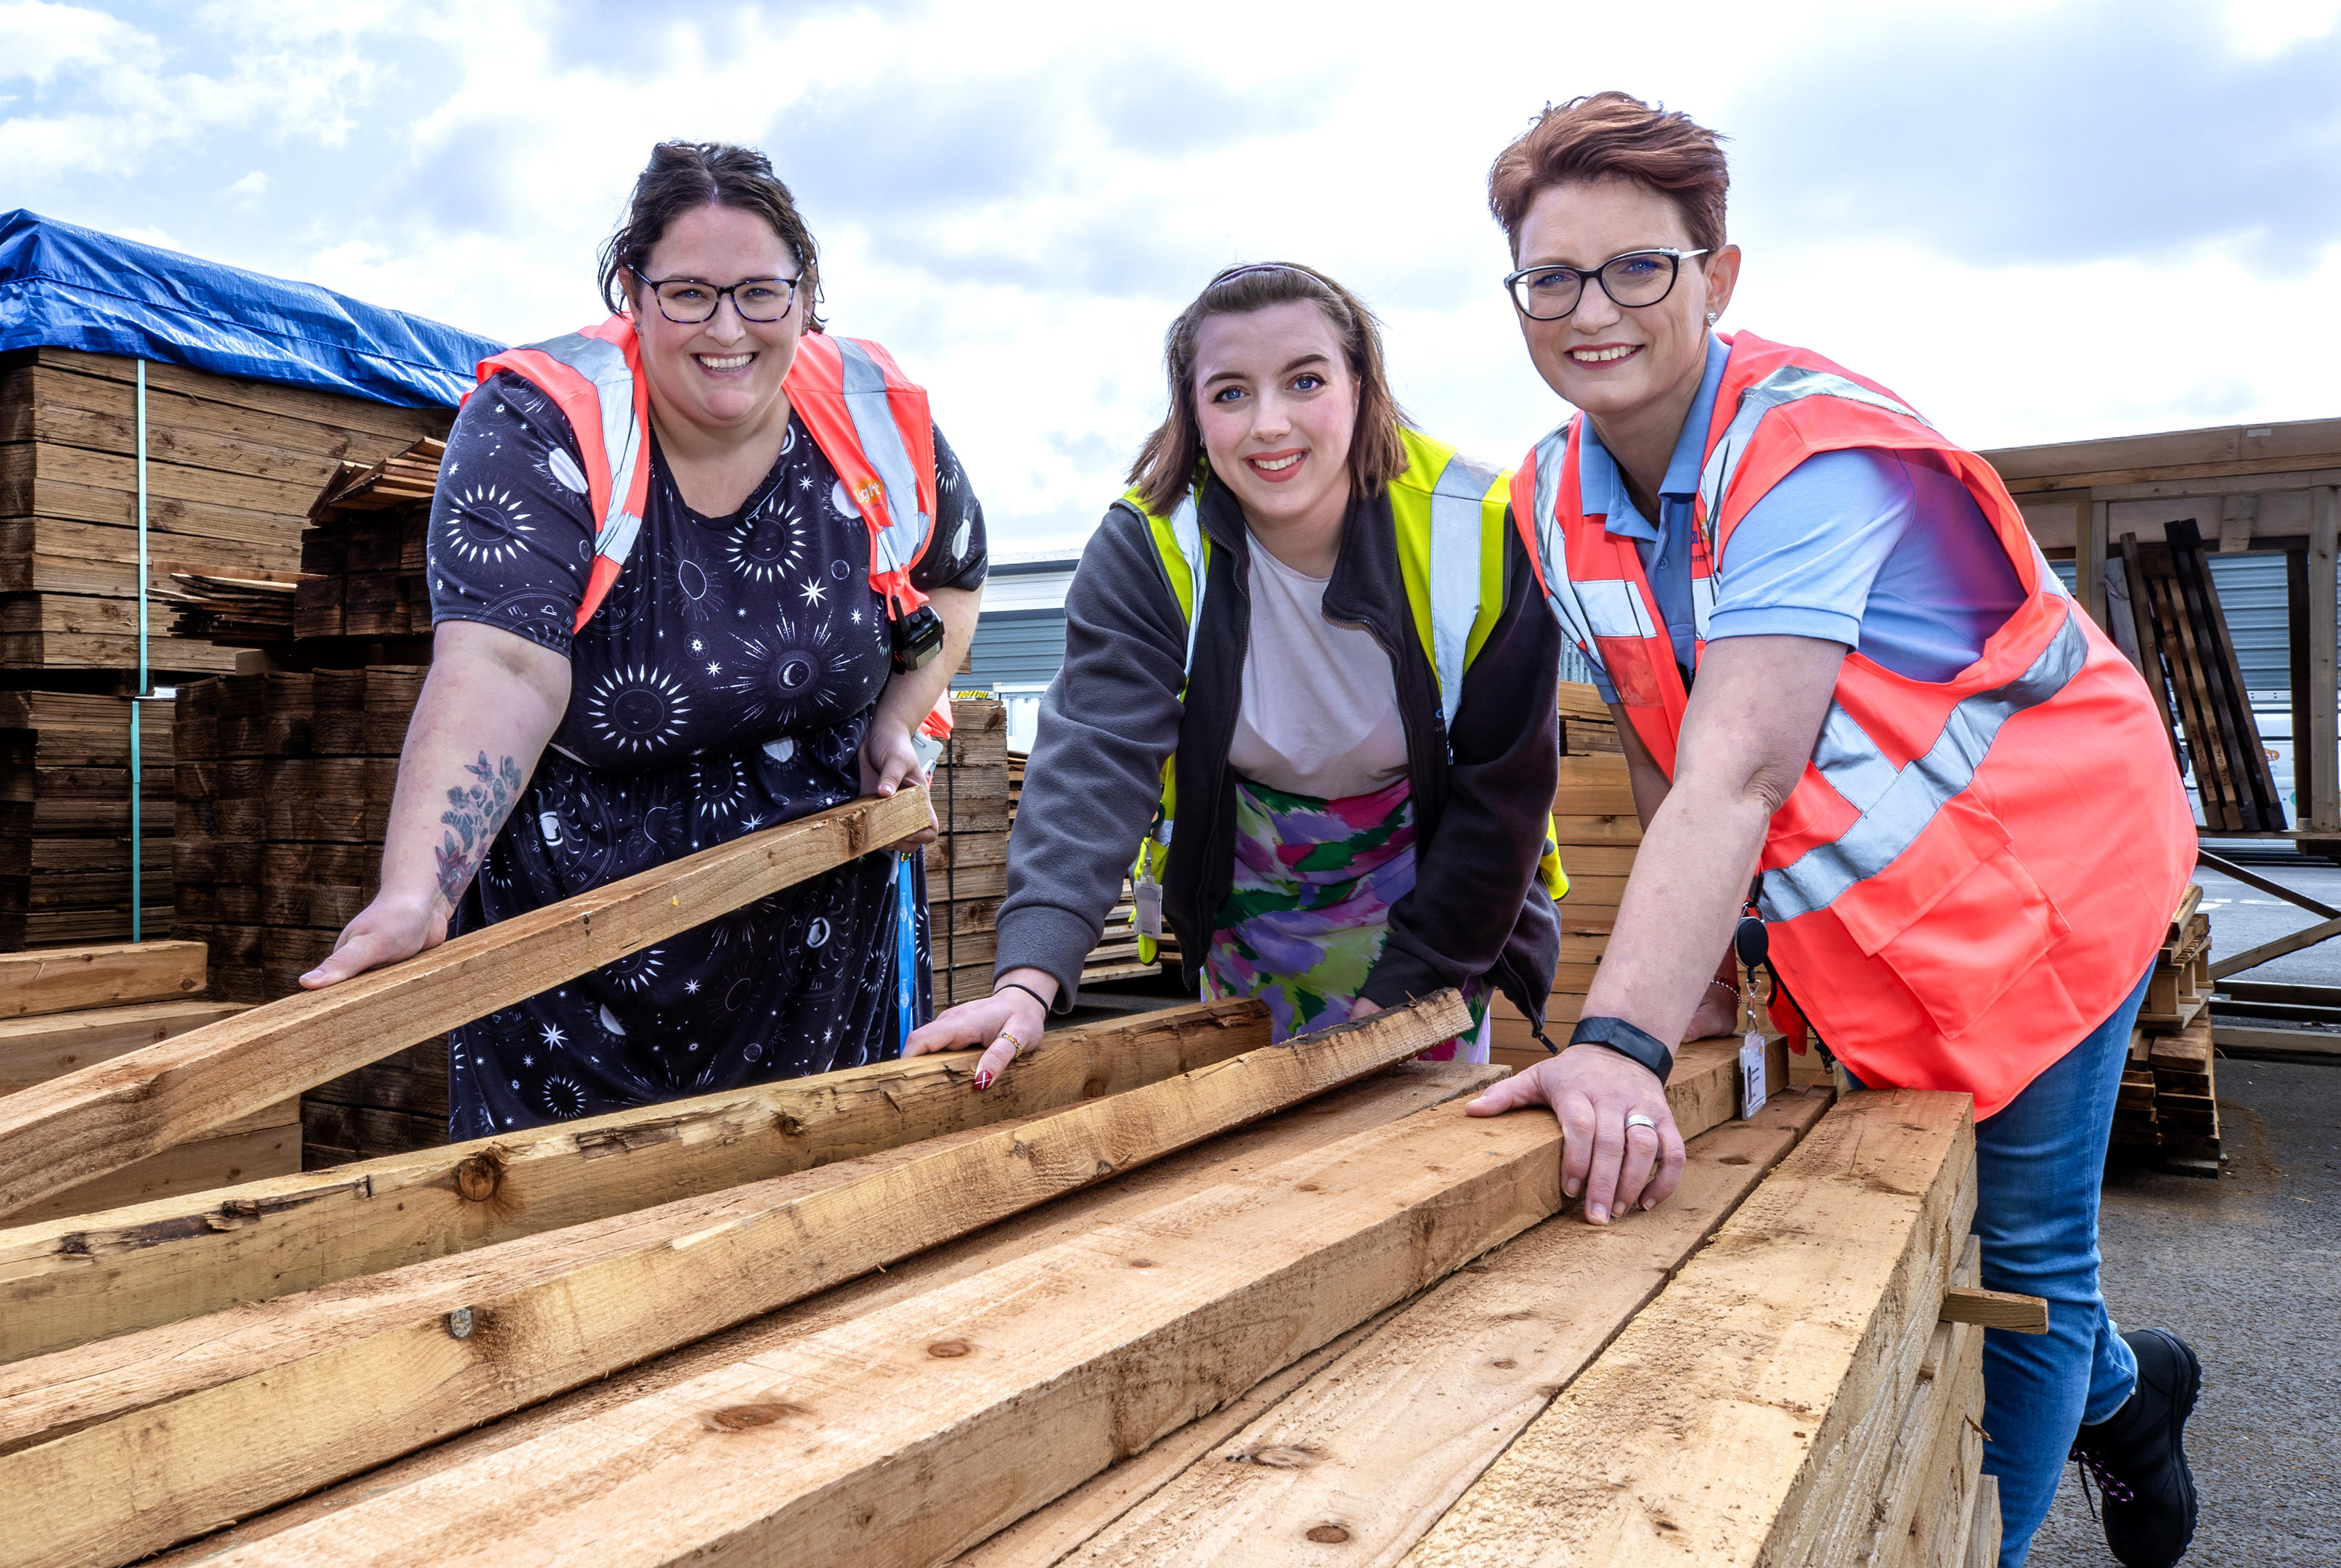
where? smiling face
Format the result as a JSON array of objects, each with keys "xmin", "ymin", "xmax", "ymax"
[
  {"xmin": 1191, "ymin": 300, "xmax": 1359, "ymax": 534},
  {"xmin": 1512, "ymin": 177, "xmax": 1738, "ymax": 430},
  {"xmin": 627, "ymin": 202, "xmax": 806, "ymax": 437}
]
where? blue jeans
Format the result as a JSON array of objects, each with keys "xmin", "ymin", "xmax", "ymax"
[{"xmin": 1849, "ymin": 965, "xmax": 2149, "ymax": 1566}]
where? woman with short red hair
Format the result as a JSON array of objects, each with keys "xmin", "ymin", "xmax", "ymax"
[{"xmin": 1464, "ymin": 93, "xmax": 2202, "ymax": 1568}]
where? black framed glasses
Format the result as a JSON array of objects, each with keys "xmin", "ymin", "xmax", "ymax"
[
  {"xmin": 639, "ymin": 274, "xmax": 802, "ymax": 324},
  {"xmin": 1502, "ymin": 248, "xmax": 1709, "ymax": 321}
]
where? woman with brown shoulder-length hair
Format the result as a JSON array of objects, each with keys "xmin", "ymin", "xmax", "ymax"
[
  {"xmin": 908, "ymin": 261, "xmax": 1566, "ymax": 1080},
  {"xmin": 303, "ymin": 142, "xmax": 988, "ymax": 1136}
]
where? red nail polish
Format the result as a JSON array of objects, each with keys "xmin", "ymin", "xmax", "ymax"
[{"xmin": 974, "ymin": 1070, "xmax": 992, "ymax": 1091}]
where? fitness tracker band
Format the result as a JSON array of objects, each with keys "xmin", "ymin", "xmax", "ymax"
[{"xmin": 1569, "ymin": 1016, "xmax": 1674, "ymax": 1085}]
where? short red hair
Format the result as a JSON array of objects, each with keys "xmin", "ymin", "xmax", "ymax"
[{"xmin": 1488, "ymin": 93, "xmax": 1730, "ymax": 258}]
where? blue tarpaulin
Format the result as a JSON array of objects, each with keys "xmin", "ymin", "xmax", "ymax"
[{"xmin": 0, "ymin": 209, "xmax": 504, "ymax": 409}]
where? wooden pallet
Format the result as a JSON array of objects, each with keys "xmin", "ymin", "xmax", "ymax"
[{"xmin": 2116, "ymin": 524, "xmax": 2285, "ymax": 831}]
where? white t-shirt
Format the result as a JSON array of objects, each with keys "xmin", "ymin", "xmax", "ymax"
[{"xmin": 1227, "ymin": 534, "xmax": 1411, "ymax": 800}]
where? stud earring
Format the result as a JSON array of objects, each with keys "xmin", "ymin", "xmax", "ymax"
[{"xmin": 1706, "ymin": 311, "xmax": 1719, "ymax": 326}]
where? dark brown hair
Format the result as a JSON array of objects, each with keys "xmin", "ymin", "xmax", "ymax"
[
  {"xmin": 1486, "ymin": 93, "xmax": 1730, "ymax": 259},
  {"xmin": 597, "ymin": 142, "xmax": 825, "ymax": 331},
  {"xmin": 1128, "ymin": 263, "xmax": 1405, "ymax": 516}
]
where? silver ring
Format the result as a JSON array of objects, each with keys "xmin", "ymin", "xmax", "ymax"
[{"xmin": 1624, "ymin": 1113, "xmax": 1658, "ymax": 1133}]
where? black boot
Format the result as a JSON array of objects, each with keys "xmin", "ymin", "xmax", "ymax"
[{"xmin": 2069, "ymin": 1328, "xmax": 2202, "ymax": 1568}]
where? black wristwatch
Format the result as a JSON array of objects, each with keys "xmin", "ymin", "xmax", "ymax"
[{"xmin": 1570, "ymin": 1016, "xmax": 1674, "ymax": 1085}]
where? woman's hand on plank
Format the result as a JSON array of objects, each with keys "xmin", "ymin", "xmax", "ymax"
[
  {"xmin": 1464, "ymin": 1043, "xmax": 1685, "ymax": 1225},
  {"xmin": 301, "ymin": 892, "xmax": 447, "ymax": 989},
  {"xmin": 858, "ymin": 719, "xmax": 939, "ymax": 852},
  {"xmin": 905, "ymin": 968, "xmax": 1054, "ymax": 1090}
]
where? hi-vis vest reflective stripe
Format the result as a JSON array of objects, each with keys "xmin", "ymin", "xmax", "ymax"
[
  {"xmin": 1511, "ymin": 330, "xmax": 2194, "ymax": 1117},
  {"xmin": 1128, "ymin": 427, "xmax": 1568, "ymax": 963},
  {"xmin": 475, "ymin": 318, "xmax": 938, "ymax": 632}
]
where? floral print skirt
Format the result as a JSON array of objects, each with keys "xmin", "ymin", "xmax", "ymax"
[{"xmin": 1200, "ymin": 775, "xmax": 1489, "ymax": 1060}]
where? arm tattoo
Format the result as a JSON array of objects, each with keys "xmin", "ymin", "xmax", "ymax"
[{"xmin": 434, "ymin": 751, "xmax": 526, "ymax": 907}]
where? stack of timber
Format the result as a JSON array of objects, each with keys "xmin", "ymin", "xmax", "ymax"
[
  {"xmin": 2116, "ymin": 520, "xmax": 2286, "ymax": 830},
  {"xmin": 292, "ymin": 437, "xmax": 442, "ymax": 643},
  {"xmin": 0, "ymin": 986, "xmax": 2015, "ymax": 1568},
  {"xmin": 171, "ymin": 668, "xmax": 424, "ymax": 1000},
  {"xmin": 0, "ymin": 939, "xmax": 290, "ymax": 1223},
  {"xmin": 158, "ymin": 565, "xmax": 299, "ymax": 645},
  {"xmin": 944, "ymin": 704, "xmax": 1177, "ymax": 1003},
  {"xmin": 0, "ymin": 690, "xmax": 171, "ymax": 949},
  {"xmin": 1490, "ymin": 682, "xmax": 1633, "ymax": 1072},
  {"xmin": 2114, "ymin": 889, "xmax": 2224, "ymax": 1176},
  {"xmin": 0, "ymin": 348, "xmax": 448, "ymax": 674},
  {"xmin": 929, "ymin": 697, "xmax": 1014, "ymax": 1007}
]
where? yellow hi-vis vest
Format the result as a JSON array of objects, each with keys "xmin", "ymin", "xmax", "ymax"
[{"xmin": 1128, "ymin": 427, "xmax": 1568, "ymax": 963}]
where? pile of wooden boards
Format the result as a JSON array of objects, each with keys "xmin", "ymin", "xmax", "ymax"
[
  {"xmin": 159, "ymin": 566, "xmax": 298, "ymax": 645},
  {"xmin": 0, "ymin": 347, "xmax": 449, "ymax": 674},
  {"xmin": 170, "ymin": 666, "xmax": 426, "ymax": 1004},
  {"xmin": 0, "ymin": 952, "xmax": 2010, "ymax": 1568},
  {"xmin": 1490, "ymin": 682, "xmax": 1632, "ymax": 1071},
  {"xmin": 2116, "ymin": 520, "xmax": 2286, "ymax": 830},
  {"xmin": 929, "ymin": 697, "xmax": 1014, "ymax": 1007},
  {"xmin": 2113, "ymin": 887, "xmax": 2224, "ymax": 1177},
  {"xmin": 933, "ymin": 703, "xmax": 1175, "ymax": 1006},
  {"xmin": 0, "ymin": 792, "xmax": 2021, "ymax": 1566},
  {"xmin": 0, "ymin": 939, "xmax": 288, "ymax": 1224},
  {"xmin": 293, "ymin": 437, "xmax": 441, "ymax": 642},
  {"xmin": 0, "ymin": 690, "xmax": 171, "ymax": 949}
]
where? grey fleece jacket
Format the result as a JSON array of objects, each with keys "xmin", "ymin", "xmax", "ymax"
[{"xmin": 993, "ymin": 473, "xmax": 1563, "ymax": 1027}]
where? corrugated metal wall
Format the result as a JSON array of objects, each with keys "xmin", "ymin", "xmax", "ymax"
[
  {"xmin": 971, "ymin": 558, "xmax": 2306, "ymax": 700},
  {"xmin": 966, "ymin": 609, "xmax": 1068, "ymax": 688}
]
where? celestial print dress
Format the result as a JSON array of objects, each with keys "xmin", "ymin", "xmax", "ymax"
[{"xmin": 426, "ymin": 367, "xmax": 987, "ymax": 1138}]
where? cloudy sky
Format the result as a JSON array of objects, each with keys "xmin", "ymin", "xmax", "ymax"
[{"xmin": 6, "ymin": 0, "xmax": 2337, "ymax": 552}]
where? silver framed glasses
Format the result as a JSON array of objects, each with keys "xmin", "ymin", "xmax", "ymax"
[
  {"xmin": 1502, "ymin": 248, "xmax": 1709, "ymax": 321},
  {"xmin": 638, "ymin": 274, "xmax": 802, "ymax": 324}
]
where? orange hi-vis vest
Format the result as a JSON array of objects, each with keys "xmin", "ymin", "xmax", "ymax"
[
  {"xmin": 475, "ymin": 317, "xmax": 939, "ymax": 634},
  {"xmin": 1512, "ymin": 330, "xmax": 2194, "ymax": 1116}
]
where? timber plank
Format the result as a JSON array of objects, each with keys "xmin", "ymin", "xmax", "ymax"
[
  {"xmin": 993, "ymin": 1087, "xmax": 1839, "ymax": 1567},
  {"xmin": 158, "ymin": 1077, "xmax": 1571, "ymax": 1568},
  {"xmin": 1556, "ymin": 754, "xmax": 1636, "ymax": 816},
  {"xmin": 7, "ymin": 1114, "xmax": 299, "ymax": 1227},
  {"xmin": 143, "ymin": 1062, "xmax": 1502, "ymax": 1566},
  {"xmin": 0, "ymin": 997, "xmax": 1273, "ymax": 1363},
  {"xmin": 0, "ymin": 940, "xmax": 205, "ymax": 1018},
  {"xmin": 1804, "ymin": 1238, "xmax": 1982, "ymax": 1568},
  {"xmin": 1872, "ymin": 1244, "xmax": 1985, "ymax": 1568},
  {"xmin": 0, "ymin": 1000, "xmax": 248, "ymax": 1095},
  {"xmin": 1400, "ymin": 1089, "xmax": 1976, "ymax": 1568},
  {"xmin": 0, "ymin": 788, "xmax": 929, "ymax": 1216},
  {"xmin": 1, "ymin": 998, "xmax": 1478, "ymax": 1568}
]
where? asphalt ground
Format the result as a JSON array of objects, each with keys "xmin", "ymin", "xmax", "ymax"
[{"xmin": 2030, "ymin": 849, "xmax": 2341, "ymax": 1567}]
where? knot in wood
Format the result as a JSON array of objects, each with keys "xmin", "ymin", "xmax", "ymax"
[
  {"xmin": 1305, "ymin": 1524, "xmax": 1351, "ymax": 1543},
  {"xmin": 927, "ymin": 1339, "xmax": 972, "ymax": 1359},
  {"xmin": 706, "ymin": 1402, "xmax": 798, "ymax": 1430},
  {"xmin": 1248, "ymin": 1445, "xmax": 1316, "ymax": 1469},
  {"xmin": 776, "ymin": 1114, "xmax": 807, "ymax": 1138},
  {"xmin": 453, "ymin": 1154, "xmax": 502, "ymax": 1203}
]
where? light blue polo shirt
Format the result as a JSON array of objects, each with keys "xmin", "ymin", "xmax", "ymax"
[{"xmin": 1578, "ymin": 334, "xmax": 2025, "ymax": 703}]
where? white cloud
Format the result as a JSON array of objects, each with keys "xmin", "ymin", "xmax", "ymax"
[
  {"xmin": 227, "ymin": 169, "xmax": 270, "ymax": 202},
  {"xmin": 6, "ymin": 0, "xmax": 2336, "ymax": 552}
]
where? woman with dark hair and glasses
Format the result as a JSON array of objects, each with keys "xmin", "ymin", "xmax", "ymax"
[
  {"xmin": 1462, "ymin": 94, "xmax": 2201, "ymax": 1568},
  {"xmin": 301, "ymin": 141, "xmax": 988, "ymax": 1135},
  {"xmin": 907, "ymin": 261, "xmax": 1566, "ymax": 1084}
]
